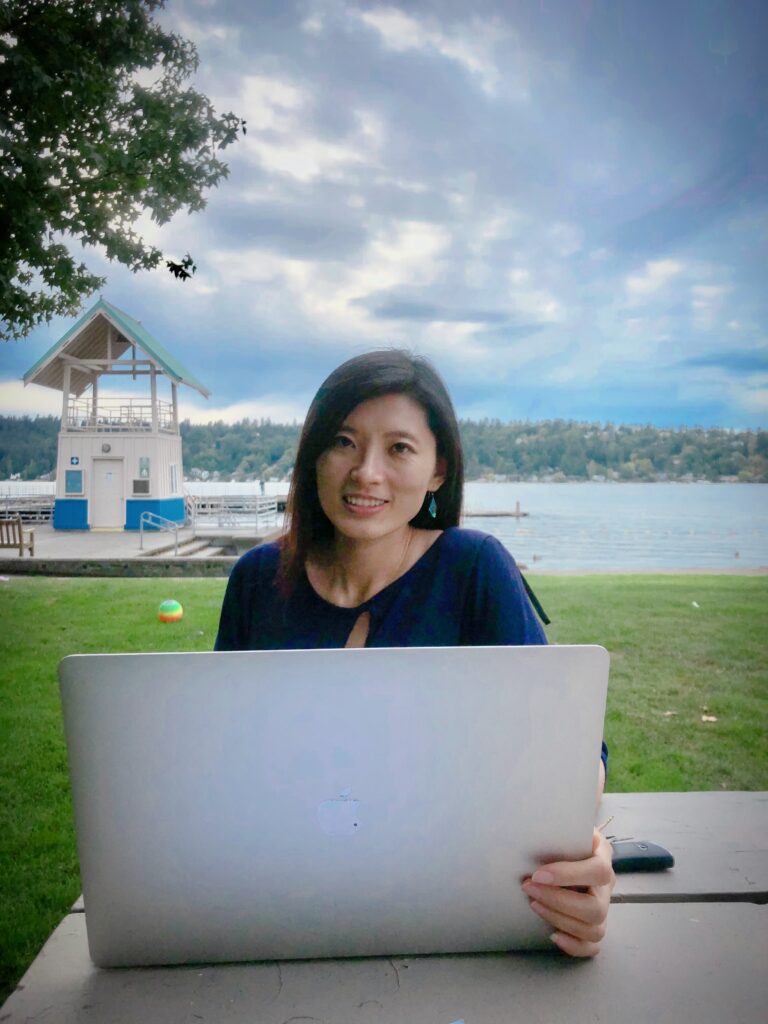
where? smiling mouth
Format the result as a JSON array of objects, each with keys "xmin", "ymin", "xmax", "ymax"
[{"xmin": 343, "ymin": 496, "xmax": 387, "ymax": 508}]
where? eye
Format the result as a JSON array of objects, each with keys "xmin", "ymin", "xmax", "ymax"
[
  {"xmin": 331, "ymin": 434, "xmax": 354, "ymax": 449},
  {"xmin": 391, "ymin": 441, "xmax": 415, "ymax": 455}
]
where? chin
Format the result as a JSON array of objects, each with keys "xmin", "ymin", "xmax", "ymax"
[{"xmin": 332, "ymin": 514, "xmax": 410, "ymax": 542}]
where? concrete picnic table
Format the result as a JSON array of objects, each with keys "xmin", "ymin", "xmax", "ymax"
[{"xmin": 2, "ymin": 792, "xmax": 767, "ymax": 1023}]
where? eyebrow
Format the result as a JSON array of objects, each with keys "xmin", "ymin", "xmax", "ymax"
[
  {"xmin": 339, "ymin": 425, "xmax": 421, "ymax": 443},
  {"xmin": 386, "ymin": 431, "xmax": 420, "ymax": 442}
]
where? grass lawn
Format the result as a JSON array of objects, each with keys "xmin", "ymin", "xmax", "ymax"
[{"xmin": 1, "ymin": 572, "xmax": 766, "ymax": 1001}]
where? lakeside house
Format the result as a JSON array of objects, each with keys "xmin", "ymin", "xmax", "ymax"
[{"xmin": 22, "ymin": 298, "xmax": 209, "ymax": 530}]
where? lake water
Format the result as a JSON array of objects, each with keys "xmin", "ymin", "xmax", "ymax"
[
  {"xmin": 2, "ymin": 480, "xmax": 765, "ymax": 571},
  {"xmin": 463, "ymin": 482, "xmax": 767, "ymax": 572}
]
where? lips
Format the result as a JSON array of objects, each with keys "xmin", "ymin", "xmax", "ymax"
[{"xmin": 343, "ymin": 495, "xmax": 387, "ymax": 508}]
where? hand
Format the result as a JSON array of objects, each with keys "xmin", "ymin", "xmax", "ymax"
[{"xmin": 521, "ymin": 829, "xmax": 615, "ymax": 957}]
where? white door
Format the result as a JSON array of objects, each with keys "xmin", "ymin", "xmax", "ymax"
[{"xmin": 91, "ymin": 459, "xmax": 124, "ymax": 528}]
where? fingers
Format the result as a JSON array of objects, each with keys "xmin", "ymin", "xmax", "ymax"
[
  {"xmin": 550, "ymin": 930, "xmax": 603, "ymax": 959},
  {"xmin": 522, "ymin": 879, "xmax": 610, "ymax": 928},
  {"xmin": 531, "ymin": 831, "xmax": 615, "ymax": 890},
  {"xmin": 528, "ymin": 888, "xmax": 610, "ymax": 958},
  {"xmin": 528, "ymin": 897, "xmax": 606, "ymax": 945},
  {"xmin": 521, "ymin": 829, "xmax": 615, "ymax": 958}
]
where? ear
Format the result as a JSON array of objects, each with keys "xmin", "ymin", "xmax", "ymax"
[{"xmin": 430, "ymin": 457, "xmax": 447, "ymax": 493}]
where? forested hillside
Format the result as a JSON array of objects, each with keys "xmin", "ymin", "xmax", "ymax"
[
  {"xmin": 1, "ymin": 415, "xmax": 766, "ymax": 482},
  {"xmin": 0, "ymin": 415, "xmax": 58, "ymax": 480}
]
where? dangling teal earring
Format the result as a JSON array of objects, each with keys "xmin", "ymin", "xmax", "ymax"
[{"xmin": 428, "ymin": 491, "xmax": 438, "ymax": 519}]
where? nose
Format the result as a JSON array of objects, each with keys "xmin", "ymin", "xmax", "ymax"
[{"xmin": 349, "ymin": 444, "xmax": 384, "ymax": 484}]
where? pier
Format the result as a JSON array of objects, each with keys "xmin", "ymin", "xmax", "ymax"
[
  {"xmin": 0, "ymin": 492, "xmax": 291, "ymax": 525},
  {"xmin": 463, "ymin": 500, "xmax": 528, "ymax": 518},
  {"xmin": 0, "ymin": 493, "xmax": 55, "ymax": 522},
  {"xmin": 1, "ymin": 491, "xmax": 529, "ymax": 524}
]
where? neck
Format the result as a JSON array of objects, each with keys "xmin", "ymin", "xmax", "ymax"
[{"xmin": 321, "ymin": 527, "xmax": 414, "ymax": 607}]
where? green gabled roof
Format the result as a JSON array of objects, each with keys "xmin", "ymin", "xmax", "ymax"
[
  {"xmin": 23, "ymin": 297, "xmax": 210, "ymax": 398},
  {"xmin": 98, "ymin": 299, "xmax": 210, "ymax": 397}
]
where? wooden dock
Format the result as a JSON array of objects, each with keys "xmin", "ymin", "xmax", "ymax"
[
  {"xmin": 0, "ymin": 494, "xmax": 54, "ymax": 522},
  {"xmin": 0, "ymin": 492, "xmax": 528, "ymax": 524},
  {"xmin": 186, "ymin": 495, "xmax": 283, "ymax": 528},
  {"xmin": 464, "ymin": 501, "xmax": 528, "ymax": 518}
]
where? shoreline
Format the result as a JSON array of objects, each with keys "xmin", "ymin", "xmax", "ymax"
[
  {"xmin": 3, "ymin": 478, "xmax": 768, "ymax": 491},
  {"xmin": 0, "ymin": 524, "xmax": 764, "ymax": 579},
  {"xmin": 1, "ymin": 560, "xmax": 765, "ymax": 579},
  {"xmin": 525, "ymin": 566, "xmax": 768, "ymax": 576}
]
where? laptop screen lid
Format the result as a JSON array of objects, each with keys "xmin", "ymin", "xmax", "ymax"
[{"xmin": 59, "ymin": 644, "xmax": 609, "ymax": 967}]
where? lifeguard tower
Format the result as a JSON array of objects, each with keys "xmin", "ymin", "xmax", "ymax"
[{"xmin": 23, "ymin": 298, "xmax": 209, "ymax": 530}]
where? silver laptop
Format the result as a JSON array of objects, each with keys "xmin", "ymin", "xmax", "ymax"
[{"xmin": 59, "ymin": 645, "xmax": 609, "ymax": 967}]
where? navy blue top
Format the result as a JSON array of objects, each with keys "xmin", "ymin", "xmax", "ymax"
[
  {"xmin": 215, "ymin": 527, "xmax": 607, "ymax": 772},
  {"xmin": 215, "ymin": 527, "xmax": 547, "ymax": 651}
]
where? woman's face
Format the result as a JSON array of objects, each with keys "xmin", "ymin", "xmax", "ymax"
[{"xmin": 315, "ymin": 393, "xmax": 446, "ymax": 543}]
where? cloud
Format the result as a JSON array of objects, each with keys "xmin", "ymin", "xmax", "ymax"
[
  {"xmin": 5, "ymin": 0, "xmax": 765, "ymax": 431},
  {"xmin": 208, "ymin": 200, "xmax": 367, "ymax": 259},
  {"xmin": 691, "ymin": 283, "xmax": 729, "ymax": 331},
  {"xmin": 625, "ymin": 259, "xmax": 685, "ymax": 303},
  {"xmin": 199, "ymin": 218, "xmax": 452, "ymax": 342},
  {"xmin": 242, "ymin": 113, "xmax": 383, "ymax": 184},
  {"xmin": 1, "ymin": 380, "xmax": 63, "ymax": 417},
  {"xmin": 731, "ymin": 381, "xmax": 768, "ymax": 417},
  {"xmin": 216, "ymin": 73, "xmax": 384, "ymax": 183},
  {"xmin": 546, "ymin": 222, "xmax": 583, "ymax": 258},
  {"xmin": 673, "ymin": 361, "xmax": 768, "ymax": 424},
  {"xmin": 359, "ymin": 298, "xmax": 511, "ymax": 323},
  {"xmin": 352, "ymin": 5, "xmax": 514, "ymax": 98},
  {"xmin": 179, "ymin": 395, "xmax": 309, "ymax": 425},
  {"xmin": 681, "ymin": 346, "xmax": 768, "ymax": 375},
  {"xmin": 507, "ymin": 268, "xmax": 564, "ymax": 324},
  {"xmin": 237, "ymin": 74, "xmax": 306, "ymax": 133}
]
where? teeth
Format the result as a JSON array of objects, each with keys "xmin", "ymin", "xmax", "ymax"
[{"xmin": 345, "ymin": 496, "xmax": 386, "ymax": 507}]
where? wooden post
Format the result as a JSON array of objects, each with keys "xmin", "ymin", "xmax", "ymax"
[
  {"xmin": 91, "ymin": 375, "xmax": 98, "ymax": 426},
  {"xmin": 61, "ymin": 364, "xmax": 71, "ymax": 431},
  {"xmin": 171, "ymin": 382, "xmax": 179, "ymax": 433},
  {"xmin": 150, "ymin": 365, "xmax": 158, "ymax": 432}
]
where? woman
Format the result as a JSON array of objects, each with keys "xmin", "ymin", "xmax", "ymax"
[{"xmin": 216, "ymin": 349, "xmax": 614, "ymax": 957}]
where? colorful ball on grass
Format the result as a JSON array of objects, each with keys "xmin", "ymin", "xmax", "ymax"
[{"xmin": 158, "ymin": 599, "xmax": 184, "ymax": 623}]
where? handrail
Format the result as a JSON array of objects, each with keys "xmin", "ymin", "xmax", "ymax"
[
  {"xmin": 183, "ymin": 492, "xmax": 196, "ymax": 529},
  {"xmin": 139, "ymin": 511, "xmax": 180, "ymax": 555},
  {"xmin": 183, "ymin": 494, "xmax": 278, "ymax": 527},
  {"xmin": 0, "ymin": 493, "xmax": 54, "ymax": 522}
]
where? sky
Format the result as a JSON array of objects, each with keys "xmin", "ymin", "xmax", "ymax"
[{"xmin": 2, "ymin": 0, "xmax": 767, "ymax": 429}]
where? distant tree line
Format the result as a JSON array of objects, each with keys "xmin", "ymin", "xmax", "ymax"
[
  {"xmin": 459, "ymin": 420, "xmax": 768, "ymax": 482},
  {"xmin": 1, "ymin": 414, "xmax": 766, "ymax": 483},
  {"xmin": 0, "ymin": 415, "xmax": 59, "ymax": 480}
]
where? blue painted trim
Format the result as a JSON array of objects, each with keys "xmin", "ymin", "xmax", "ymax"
[
  {"xmin": 125, "ymin": 497, "xmax": 185, "ymax": 530},
  {"xmin": 53, "ymin": 499, "xmax": 89, "ymax": 530}
]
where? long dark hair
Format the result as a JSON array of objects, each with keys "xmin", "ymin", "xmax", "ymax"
[{"xmin": 280, "ymin": 349, "xmax": 464, "ymax": 589}]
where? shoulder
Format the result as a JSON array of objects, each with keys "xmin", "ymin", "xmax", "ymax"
[
  {"xmin": 438, "ymin": 526, "xmax": 532, "ymax": 603},
  {"xmin": 440, "ymin": 530, "xmax": 547, "ymax": 645},
  {"xmin": 216, "ymin": 541, "xmax": 284, "ymax": 651},
  {"xmin": 431, "ymin": 527, "xmax": 522, "ymax": 593},
  {"xmin": 438, "ymin": 527, "xmax": 517, "ymax": 568},
  {"xmin": 228, "ymin": 540, "xmax": 282, "ymax": 588}
]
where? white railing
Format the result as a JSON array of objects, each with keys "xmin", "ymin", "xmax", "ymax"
[
  {"xmin": 65, "ymin": 397, "xmax": 176, "ymax": 433},
  {"xmin": 139, "ymin": 511, "xmax": 181, "ymax": 555},
  {"xmin": 184, "ymin": 494, "xmax": 279, "ymax": 528},
  {"xmin": 0, "ymin": 493, "xmax": 54, "ymax": 521}
]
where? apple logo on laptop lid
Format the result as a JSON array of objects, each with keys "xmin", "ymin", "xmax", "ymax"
[{"xmin": 317, "ymin": 788, "xmax": 361, "ymax": 836}]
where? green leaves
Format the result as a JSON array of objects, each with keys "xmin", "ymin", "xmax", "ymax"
[
  {"xmin": 166, "ymin": 254, "xmax": 197, "ymax": 281},
  {"xmin": 0, "ymin": 0, "xmax": 243, "ymax": 340}
]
